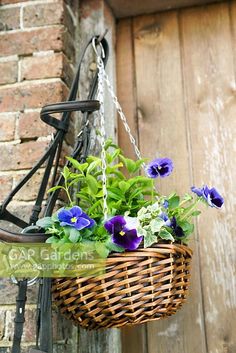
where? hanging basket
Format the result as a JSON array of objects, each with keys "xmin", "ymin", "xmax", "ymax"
[{"xmin": 52, "ymin": 243, "xmax": 192, "ymax": 329}]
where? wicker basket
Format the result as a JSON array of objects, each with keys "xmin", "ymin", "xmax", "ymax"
[{"xmin": 52, "ymin": 243, "xmax": 192, "ymax": 329}]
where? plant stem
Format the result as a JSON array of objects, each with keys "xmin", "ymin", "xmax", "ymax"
[
  {"xmin": 179, "ymin": 199, "xmax": 200, "ymax": 221},
  {"xmin": 151, "ymin": 180, "xmax": 154, "ymax": 203},
  {"xmin": 179, "ymin": 199, "xmax": 192, "ymax": 207},
  {"xmin": 65, "ymin": 180, "xmax": 73, "ymax": 207}
]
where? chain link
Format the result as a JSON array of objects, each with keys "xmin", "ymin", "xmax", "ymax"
[
  {"xmin": 96, "ymin": 54, "xmax": 109, "ymax": 220},
  {"xmin": 94, "ymin": 38, "xmax": 147, "ymax": 218},
  {"xmin": 102, "ymin": 69, "xmax": 145, "ymax": 167}
]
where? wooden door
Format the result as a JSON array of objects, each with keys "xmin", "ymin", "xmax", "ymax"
[{"xmin": 116, "ymin": 2, "xmax": 236, "ymax": 353}]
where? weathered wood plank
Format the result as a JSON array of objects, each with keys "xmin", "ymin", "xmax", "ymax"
[
  {"xmin": 106, "ymin": 0, "xmax": 222, "ymax": 19},
  {"xmin": 116, "ymin": 18, "xmax": 139, "ymax": 159},
  {"xmin": 180, "ymin": 2, "xmax": 236, "ymax": 352},
  {"xmin": 133, "ymin": 10, "xmax": 207, "ymax": 353},
  {"xmin": 116, "ymin": 18, "xmax": 148, "ymax": 353}
]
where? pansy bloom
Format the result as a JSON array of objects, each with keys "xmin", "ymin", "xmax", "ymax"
[
  {"xmin": 191, "ymin": 185, "xmax": 224, "ymax": 209},
  {"xmin": 58, "ymin": 206, "xmax": 95, "ymax": 230},
  {"xmin": 146, "ymin": 158, "xmax": 173, "ymax": 178},
  {"xmin": 169, "ymin": 217, "xmax": 185, "ymax": 238},
  {"xmin": 159, "ymin": 214, "xmax": 184, "ymax": 238},
  {"xmin": 104, "ymin": 216, "xmax": 142, "ymax": 250}
]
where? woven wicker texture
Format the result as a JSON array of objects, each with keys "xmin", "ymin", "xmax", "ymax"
[{"xmin": 52, "ymin": 243, "xmax": 192, "ymax": 329}]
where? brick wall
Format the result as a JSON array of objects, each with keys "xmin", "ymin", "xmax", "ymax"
[{"xmin": 0, "ymin": 0, "xmax": 78, "ymax": 352}]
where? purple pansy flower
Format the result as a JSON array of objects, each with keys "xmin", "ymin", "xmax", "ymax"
[
  {"xmin": 169, "ymin": 217, "xmax": 185, "ymax": 238},
  {"xmin": 160, "ymin": 213, "xmax": 184, "ymax": 238},
  {"xmin": 58, "ymin": 206, "xmax": 95, "ymax": 230},
  {"xmin": 191, "ymin": 186, "xmax": 204, "ymax": 197},
  {"xmin": 104, "ymin": 215, "xmax": 142, "ymax": 250},
  {"xmin": 146, "ymin": 158, "xmax": 173, "ymax": 178},
  {"xmin": 191, "ymin": 185, "xmax": 224, "ymax": 209}
]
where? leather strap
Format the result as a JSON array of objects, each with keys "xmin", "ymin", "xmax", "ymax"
[{"xmin": 12, "ymin": 280, "xmax": 28, "ymax": 353}]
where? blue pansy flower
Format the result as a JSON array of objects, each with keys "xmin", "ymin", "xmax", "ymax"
[
  {"xmin": 191, "ymin": 185, "xmax": 224, "ymax": 209},
  {"xmin": 163, "ymin": 200, "xmax": 169, "ymax": 209},
  {"xmin": 104, "ymin": 215, "xmax": 142, "ymax": 251},
  {"xmin": 146, "ymin": 158, "xmax": 173, "ymax": 178},
  {"xmin": 58, "ymin": 206, "xmax": 95, "ymax": 230}
]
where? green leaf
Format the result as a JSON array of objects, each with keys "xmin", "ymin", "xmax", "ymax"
[
  {"xmin": 119, "ymin": 181, "xmax": 130, "ymax": 193},
  {"xmin": 36, "ymin": 217, "xmax": 53, "ymax": 229},
  {"xmin": 45, "ymin": 236, "xmax": 59, "ymax": 244},
  {"xmin": 95, "ymin": 242, "xmax": 110, "ymax": 258},
  {"xmin": 47, "ymin": 185, "xmax": 64, "ymax": 194},
  {"xmin": 63, "ymin": 226, "xmax": 71, "ymax": 237},
  {"xmin": 66, "ymin": 157, "xmax": 88, "ymax": 172},
  {"xmin": 168, "ymin": 195, "xmax": 180, "ymax": 209},
  {"xmin": 119, "ymin": 155, "xmax": 136, "ymax": 173},
  {"xmin": 150, "ymin": 218, "xmax": 165, "ymax": 233},
  {"xmin": 95, "ymin": 190, "xmax": 104, "ymax": 198},
  {"xmin": 159, "ymin": 228, "xmax": 175, "ymax": 241},
  {"xmin": 69, "ymin": 228, "xmax": 81, "ymax": 243},
  {"xmin": 86, "ymin": 175, "xmax": 98, "ymax": 195},
  {"xmin": 104, "ymin": 138, "xmax": 113, "ymax": 150},
  {"xmin": 132, "ymin": 159, "xmax": 147, "ymax": 173},
  {"xmin": 62, "ymin": 166, "xmax": 70, "ymax": 179},
  {"xmin": 113, "ymin": 171, "xmax": 125, "ymax": 180},
  {"xmin": 128, "ymin": 176, "xmax": 152, "ymax": 187},
  {"xmin": 144, "ymin": 232, "xmax": 157, "ymax": 248},
  {"xmin": 111, "ymin": 148, "xmax": 121, "ymax": 161},
  {"xmin": 87, "ymin": 160, "xmax": 101, "ymax": 174},
  {"xmin": 76, "ymin": 192, "xmax": 91, "ymax": 203},
  {"xmin": 178, "ymin": 220, "xmax": 194, "ymax": 235},
  {"xmin": 129, "ymin": 188, "xmax": 144, "ymax": 200},
  {"xmin": 106, "ymin": 240, "xmax": 124, "ymax": 253}
]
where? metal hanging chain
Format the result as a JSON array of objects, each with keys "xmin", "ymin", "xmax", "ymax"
[
  {"xmin": 93, "ymin": 37, "xmax": 149, "ymax": 218},
  {"xmin": 93, "ymin": 39, "xmax": 109, "ymax": 220},
  {"xmin": 102, "ymin": 65, "xmax": 144, "ymax": 166}
]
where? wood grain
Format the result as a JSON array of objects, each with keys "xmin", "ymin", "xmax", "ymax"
[
  {"xmin": 117, "ymin": 2, "xmax": 236, "ymax": 352},
  {"xmin": 180, "ymin": 2, "xmax": 236, "ymax": 352},
  {"xmin": 106, "ymin": 0, "xmax": 222, "ymax": 18},
  {"xmin": 133, "ymin": 10, "xmax": 207, "ymax": 353},
  {"xmin": 116, "ymin": 18, "xmax": 148, "ymax": 353},
  {"xmin": 116, "ymin": 19, "xmax": 139, "ymax": 160}
]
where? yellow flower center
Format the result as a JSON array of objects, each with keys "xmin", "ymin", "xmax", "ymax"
[
  {"xmin": 71, "ymin": 217, "xmax": 77, "ymax": 223},
  {"xmin": 119, "ymin": 231, "xmax": 125, "ymax": 236}
]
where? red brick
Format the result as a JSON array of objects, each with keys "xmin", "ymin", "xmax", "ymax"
[
  {"xmin": 0, "ymin": 113, "xmax": 16, "ymax": 141},
  {"xmin": 18, "ymin": 111, "xmax": 53, "ymax": 139},
  {"xmin": 23, "ymin": 2, "xmax": 64, "ymax": 28},
  {"xmin": 0, "ymin": 140, "xmax": 49, "ymax": 171},
  {"xmin": 0, "ymin": 7, "xmax": 20, "ymax": 31},
  {"xmin": 0, "ymin": 60, "xmax": 18, "ymax": 85},
  {"xmin": 0, "ymin": 26, "xmax": 63, "ymax": 57},
  {"xmin": 21, "ymin": 53, "xmax": 63, "ymax": 81},
  {"xmin": 0, "ymin": 81, "xmax": 68, "ymax": 112},
  {"xmin": 0, "ymin": 175, "xmax": 13, "ymax": 201},
  {"xmin": 14, "ymin": 170, "xmax": 48, "ymax": 201}
]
